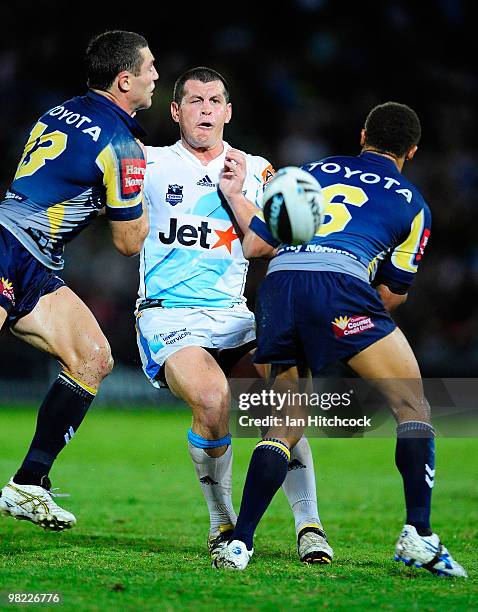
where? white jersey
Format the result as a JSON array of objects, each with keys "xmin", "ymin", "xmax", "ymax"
[{"xmin": 138, "ymin": 140, "xmax": 273, "ymax": 308}]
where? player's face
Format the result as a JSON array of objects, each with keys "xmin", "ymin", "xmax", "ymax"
[
  {"xmin": 129, "ymin": 47, "xmax": 158, "ymax": 112},
  {"xmin": 171, "ymin": 79, "xmax": 232, "ymax": 150}
]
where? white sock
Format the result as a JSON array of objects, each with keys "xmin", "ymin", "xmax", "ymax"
[
  {"xmin": 188, "ymin": 442, "xmax": 237, "ymax": 533},
  {"xmin": 282, "ymin": 436, "xmax": 322, "ymax": 535}
]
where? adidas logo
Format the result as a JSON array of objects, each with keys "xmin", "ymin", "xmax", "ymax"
[
  {"xmin": 197, "ymin": 175, "xmax": 216, "ymax": 187},
  {"xmin": 288, "ymin": 459, "xmax": 306, "ymax": 471},
  {"xmin": 200, "ymin": 475, "xmax": 218, "ymax": 485}
]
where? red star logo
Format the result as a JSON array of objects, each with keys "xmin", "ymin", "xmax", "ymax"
[{"xmin": 212, "ymin": 225, "xmax": 239, "ymax": 254}]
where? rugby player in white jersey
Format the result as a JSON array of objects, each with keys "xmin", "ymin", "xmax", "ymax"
[{"xmin": 135, "ymin": 67, "xmax": 333, "ymax": 563}]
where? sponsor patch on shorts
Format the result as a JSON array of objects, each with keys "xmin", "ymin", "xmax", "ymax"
[
  {"xmin": 331, "ymin": 315, "xmax": 375, "ymax": 338},
  {"xmin": 1, "ymin": 277, "xmax": 15, "ymax": 306},
  {"xmin": 160, "ymin": 328, "xmax": 192, "ymax": 345}
]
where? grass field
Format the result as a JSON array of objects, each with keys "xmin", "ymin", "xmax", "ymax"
[{"xmin": 0, "ymin": 407, "xmax": 476, "ymax": 611}]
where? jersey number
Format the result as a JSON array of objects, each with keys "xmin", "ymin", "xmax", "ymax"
[
  {"xmin": 15, "ymin": 122, "xmax": 68, "ymax": 180},
  {"xmin": 318, "ymin": 184, "xmax": 368, "ymax": 236}
]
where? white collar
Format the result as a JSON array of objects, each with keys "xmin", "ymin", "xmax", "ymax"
[{"xmin": 172, "ymin": 140, "xmax": 231, "ymax": 168}]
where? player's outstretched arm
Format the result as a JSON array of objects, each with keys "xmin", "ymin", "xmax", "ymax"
[
  {"xmin": 109, "ymin": 204, "xmax": 149, "ymax": 256},
  {"xmin": 375, "ymin": 283, "xmax": 408, "ymax": 312}
]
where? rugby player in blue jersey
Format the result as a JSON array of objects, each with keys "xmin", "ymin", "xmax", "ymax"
[
  {"xmin": 0, "ymin": 31, "xmax": 157, "ymax": 530},
  {"xmin": 215, "ymin": 102, "xmax": 467, "ymax": 577}
]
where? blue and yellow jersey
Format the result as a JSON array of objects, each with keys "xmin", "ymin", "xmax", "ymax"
[
  {"xmin": 251, "ymin": 152, "xmax": 431, "ymax": 292},
  {"xmin": 0, "ymin": 91, "xmax": 146, "ymax": 269}
]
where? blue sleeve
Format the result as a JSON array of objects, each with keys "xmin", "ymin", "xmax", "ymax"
[
  {"xmin": 373, "ymin": 202, "xmax": 431, "ymax": 292},
  {"xmin": 249, "ymin": 215, "xmax": 281, "ymax": 248},
  {"xmin": 96, "ymin": 131, "xmax": 145, "ymax": 221}
]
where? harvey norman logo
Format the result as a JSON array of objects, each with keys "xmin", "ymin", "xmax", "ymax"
[
  {"xmin": 121, "ymin": 158, "xmax": 146, "ymax": 195},
  {"xmin": 332, "ymin": 315, "xmax": 374, "ymax": 338}
]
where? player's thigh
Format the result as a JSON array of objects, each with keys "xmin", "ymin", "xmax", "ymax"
[
  {"xmin": 11, "ymin": 285, "xmax": 112, "ymax": 378},
  {"xmin": 347, "ymin": 328, "xmax": 429, "ymax": 422},
  {"xmin": 165, "ymin": 346, "xmax": 230, "ymax": 417}
]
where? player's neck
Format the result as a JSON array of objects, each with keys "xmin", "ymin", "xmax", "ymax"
[
  {"xmin": 92, "ymin": 89, "xmax": 135, "ymax": 116},
  {"xmin": 362, "ymin": 147, "xmax": 404, "ymax": 172},
  {"xmin": 180, "ymin": 137, "xmax": 224, "ymax": 165}
]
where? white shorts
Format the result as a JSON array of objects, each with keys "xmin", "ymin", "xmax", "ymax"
[{"xmin": 136, "ymin": 305, "xmax": 256, "ymax": 388}]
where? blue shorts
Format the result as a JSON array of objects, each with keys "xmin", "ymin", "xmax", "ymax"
[
  {"xmin": 254, "ymin": 270, "xmax": 396, "ymax": 375},
  {"xmin": 0, "ymin": 225, "xmax": 65, "ymax": 325}
]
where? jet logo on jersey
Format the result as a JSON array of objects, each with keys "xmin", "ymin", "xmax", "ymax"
[
  {"xmin": 1, "ymin": 277, "xmax": 15, "ymax": 306},
  {"xmin": 165, "ymin": 184, "xmax": 184, "ymax": 206},
  {"xmin": 197, "ymin": 175, "xmax": 216, "ymax": 187},
  {"xmin": 332, "ymin": 315, "xmax": 374, "ymax": 338},
  {"xmin": 158, "ymin": 218, "xmax": 239, "ymax": 253}
]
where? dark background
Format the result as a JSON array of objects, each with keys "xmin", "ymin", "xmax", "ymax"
[{"xmin": 1, "ymin": 0, "xmax": 477, "ymax": 382}]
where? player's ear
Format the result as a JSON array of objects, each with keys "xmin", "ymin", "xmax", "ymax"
[
  {"xmin": 117, "ymin": 71, "xmax": 131, "ymax": 93},
  {"xmin": 171, "ymin": 101, "xmax": 180, "ymax": 123},
  {"xmin": 224, "ymin": 102, "xmax": 232, "ymax": 125},
  {"xmin": 360, "ymin": 129, "xmax": 366, "ymax": 147},
  {"xmin": 406, "ymin": 145, "xmax": 418, "ymax": 161}
]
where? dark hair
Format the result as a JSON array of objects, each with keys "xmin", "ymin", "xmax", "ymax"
[
  {"xmin": 364, "ymin": 102, "xmax": 421, "ymax": 158},
  {"xmin": 173, "ymin": 67, "xmax": 230, "ymax": 103},
  {"xmin": 85, "ymin": 30, "xmax": 149, "ymax": 90}
]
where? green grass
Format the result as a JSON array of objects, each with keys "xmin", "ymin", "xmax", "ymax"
[{"xmin": 0, "ymin": 408, "xmax": 476, "ymax": 611}]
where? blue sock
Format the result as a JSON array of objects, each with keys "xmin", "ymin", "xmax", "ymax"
[
  {"xmin": 395, "ymin": 421, "xmax": 435, "ymax": 536},
  {"xmin": 14, "ymin": 372, "xmax": 96, "ymax": 485},
  {"xmin": 232, "ymin": 438, "xmax": 290, "ymax": 550}
]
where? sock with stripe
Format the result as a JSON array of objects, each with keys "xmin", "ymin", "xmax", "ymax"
[
  {"xmin": 232, "ymin": 438, "xmax": 290, "ymax": 550},
  {"xmin": 282, "ymin": 436, "xmax": 323, "ymax": 535},
  {"xmin": 187, "ymin": 429, "xmax": 237, "ymax": 533},
  {"xmin": 14, "ymin": 372, "xmax": 96, "ymax": 486},
  {"xmin": 395, "ymin": 420, "xmax": 435, "ymax": 536}
]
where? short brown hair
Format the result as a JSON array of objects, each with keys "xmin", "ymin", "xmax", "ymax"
[{"xmin": 173, "ymin": 67, "xmax": 230, "ymax": 104}]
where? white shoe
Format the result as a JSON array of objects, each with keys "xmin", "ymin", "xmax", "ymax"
[
  {"xmin": 207, "ymin": 523, "xmax": 235, "ymax": 560},
  {"xmin": 213, "ymin": 539, "xmax": 253, "ymax": 570},
  {"xmin": 0, "ymin": 477, "xmax": 76, "ymax": 531},
  {"xmin": 298, "ymin": 525, "xmax": 334, "ymax": 564},
  {"xmin": 394, "ymin": 524, "xmax": 467, "ymax": 577}
]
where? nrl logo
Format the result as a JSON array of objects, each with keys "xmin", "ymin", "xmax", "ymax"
[{"xmin": 165, "ymin": 184, "xmax": 183, "ymax": 206}]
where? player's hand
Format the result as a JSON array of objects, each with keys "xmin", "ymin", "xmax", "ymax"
[{"xmin": 219, "ymin": 148, "xmax": 246, "ymax": 201}]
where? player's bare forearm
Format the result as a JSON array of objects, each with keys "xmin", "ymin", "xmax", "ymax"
[
  {"xmin": 223, "ymin": 193, "xmax": 258, "ymax": 235},
  {"xmin": 109, "ymin": 204, "xmax": 149, "ymax": 256},
  {"xmin": 376, "ymin": 283, "xmax": 408, "ymax": 312},
  {"xmin": 242, "ymin": 229, "xmax": 276, "ymax": 259}
]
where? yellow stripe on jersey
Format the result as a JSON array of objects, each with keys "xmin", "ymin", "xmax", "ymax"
[
  {"xmin": 255, "ymin": 440, "xmax": 291, "ymax": 461},
  {"xmin": 391, "ymin": 210, "xmax": 425, "ymax": 273},
  {"xmin": 46, "ymin": 202, "xmax": 66, "ymax": 237}
]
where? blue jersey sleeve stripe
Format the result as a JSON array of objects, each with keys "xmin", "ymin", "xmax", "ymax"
[
  {"xmin": 249, "ymin": 215, "xmax": 281, "ymax": 248},
  {"xmin": 106, "ymin": 202, "xmax": 143, "ymax": 221}
]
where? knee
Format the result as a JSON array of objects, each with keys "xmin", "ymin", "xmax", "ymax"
[
  {"xmin": 393, "ymin": 395, "xmax": 431, "ymax": 424},
  {"xmin": 69, "ymin": 341, "xmax": 114, "ymax": 382},
  {"xmin": 193, "ymin": 387, "xmax": 229, "ymax": 430},
  {"xmin": 95, "ymin": 344, "xmax": 114, "ymax": 380}
]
